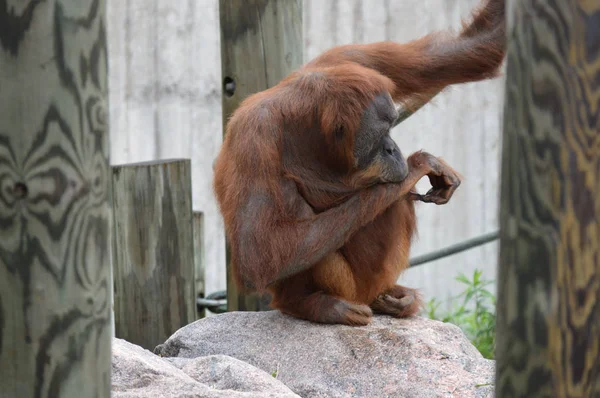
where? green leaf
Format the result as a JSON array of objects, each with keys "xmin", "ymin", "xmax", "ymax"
[
  {"xmin": 422, "ymin": 269, "xmax": 496, "ymax": 359},
  {"xmin": 456, "ymin": 274, "xmax": 471, "ymax": 285}
]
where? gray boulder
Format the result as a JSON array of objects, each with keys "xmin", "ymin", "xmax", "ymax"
[
  {"xmin": 155, "ymin": 311, "xmax": 495, "ymax": 398},
  {"xmin": 112, "ymin": 337, "xmax": 299, "ymax": 397}
]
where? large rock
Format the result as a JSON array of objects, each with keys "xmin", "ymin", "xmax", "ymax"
[
  {"xmin": 112, "ymin": 338, "xmax": 299, "ymax": 397},
  {"xmin": 155, "ymin": 311, "xmax": 495, "ymax": 398}
]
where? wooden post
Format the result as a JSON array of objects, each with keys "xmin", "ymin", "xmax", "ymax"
[
  {"xmin": 496, "ymin": 1, "xmax": 600, "ymax": 396},
  {"xmin": 193, "ymin": 211, "xmax": 206, "ymax": 319},
  {"xmin": 0, "ymin": 1, "xmax": 111, "ymax": 396},
  {"xmin": 111, "ymin": 159, "xmax": 195, "ymax": 350},
  {"xmin": 219, "ymin": 0, "xmax": 303, "ymax": 312}
]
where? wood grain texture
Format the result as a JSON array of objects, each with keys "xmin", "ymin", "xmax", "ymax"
[
  {"xmin": 496, "ymin": 0, "xmax": 600, "ymax": 396},
  {"xmin": 111, "ymin": 159, "xmax": 195, "ymax": 350},
  {"xmin": 0, "ymin": 0, "xmax": 112, "ymax": 396},
  {"xmin": 193, "ymin": 211, "xmax": 206, "ymax": 319},
  {"xmin": 219, "ymin": 0, "xmax": 303, "ymax": 312}
]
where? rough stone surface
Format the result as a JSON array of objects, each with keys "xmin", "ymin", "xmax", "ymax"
[
  {"xmin": 112, "ymin": 338, "xmax": 299, "ymax": 397},
  {"xmin": 155, "ymin": 311, "xmax": 495, "ymax": 398}
]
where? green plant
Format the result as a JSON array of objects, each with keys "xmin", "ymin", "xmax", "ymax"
[
  {"xmin": 271, "ymin": 363, "xmax": 280, "ymax": 379},
  {"xmin": 424, "ymin": 269, "xmax": 496, "ymax": 359}
]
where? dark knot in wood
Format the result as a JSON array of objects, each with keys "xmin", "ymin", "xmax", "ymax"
[{"xmin": 13, "ymin": 182, "xmax": 28, "ymax": 199}]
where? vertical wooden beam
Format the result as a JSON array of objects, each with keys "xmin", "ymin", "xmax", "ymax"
[
  {"xmin": 496, "ymin": 1, "xmax": 600, "ymax": 396},
  {"xmin": 219, "ymin": 0, "xmax": 303, "ymax": 312},
  {"xmin": 111, "ymin": 159, "xmax": 195, "ymax": 350},
  {"xmin": 0, "ymin": 1, "xmax": 111, "ymax": 396},
  {"xmin": 193, "ymin": 211, "xmax": 206, "ymax": 319}
]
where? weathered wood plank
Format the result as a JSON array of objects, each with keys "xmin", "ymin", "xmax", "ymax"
[
  {"xmin": 219, "ymin": 0, "xmax": 303, "ymax": 312},
  {"xmin": 0, "ymin": 1, "xmax": 112, "ymax": 396},
  {"xmin": 111, "ymin": 159, "xmax": 195, "ymax": 350},
  {"xmin": 496, "ymin": 0, "xmax": 600, "ymax": 396},
  {"xmin": 106, "ymin": 1, "xmax": 227, "ymax": 310},
  {"xmin": 193, "ymin": 211, "xmax": 206, "ymax": 319}
]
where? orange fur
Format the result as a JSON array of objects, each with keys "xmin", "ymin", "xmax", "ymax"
[
  {"xmin": 312, "ymin": 252, "xmax": 358, "ymax": 301},
  {"xmin": 213, "ymin": 0, "xmax": 505, "ymax": 325}
]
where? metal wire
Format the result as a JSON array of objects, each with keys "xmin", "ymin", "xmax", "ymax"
[
  {"xmin": 196, "ymin": 230, "xmax": 500, "ymax": 314},
  {"xmin": 409, "ymin": 230, "xmax": 499, "ymax": 267},
  {"xmin": 197, "ymin": 290, "xmax": 227, "ymax": 314}
]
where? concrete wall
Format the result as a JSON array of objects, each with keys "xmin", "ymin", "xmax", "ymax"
[{"xmin": 107, "ymin": 0, "xmax": 504, "ymax": 313}]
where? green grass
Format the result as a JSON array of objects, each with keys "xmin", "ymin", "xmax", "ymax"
[{"xmin": 424, "ymin": 269, "xmax": 496, "ymax": 359}]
